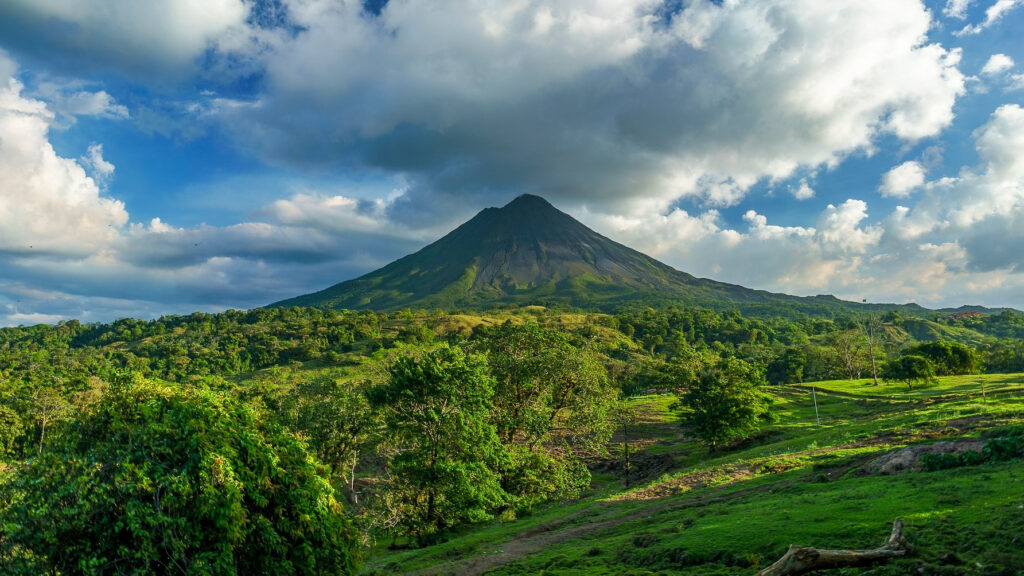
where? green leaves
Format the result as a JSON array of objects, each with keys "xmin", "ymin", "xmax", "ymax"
[
  {"xmin": 0, "ymin": 378, "xmax": 359, "ymax": 575},
  {"xmin": 881, "ymin": 354, "xmax": 939, "ymax": 390},
  {"xmin": 676, "ymin": 357, "xmax": 773, "ymax": 452},
  {"xmin": 368, "ymin": 344, "xmax": 508, "ymax": 544}
]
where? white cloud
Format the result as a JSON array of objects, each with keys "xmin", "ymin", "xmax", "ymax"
[
  {"xmin": 0, "ymin": 66, "xmax": 128, "ymax": 257},
  {"xmin": 568, "ymin": 103, "xmax": 1024, "ymax": 310},
  {"xmin": 816, "ymin": 200, "xmax": 883, "ymax": 255},
  {"xmin": 880, "ymin": 161, "xmax": 927, "ymax": 197},
  {"xmin": 218, "ymin": 0, "xmax": 965, "ymax": 216},
  {"xmin": 980, "ymin": 53, "xmax": 1015, "ymax": 76},
  {"xmin": 80, "ymin": 143, "xmax": 115, "ymax": 188},
  {"xmin": 791, "ymin": 179, "xmax": 815, "ymax": 200},
  {"xmin": 0, "ymin": 51, "xmax": 432, "ymax": 325},
  {"xmin": 944, "ymin": 0, "xmax": 974, "ymax": 19},
  {"xmin": 56, "ymin": 90, "xmax": 129, "ymax": 121},
  {"xmin": 957, "ymin": 0, "xmax": 1024, "ymax": 35}
]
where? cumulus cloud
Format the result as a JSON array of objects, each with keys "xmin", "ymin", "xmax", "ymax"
[
  {"xmin": 0, "ymin": 66, "xmax": 128, "ymax": 256},
  {"xmin": 46, "ymin": 89, "xmax": 130, "ymax": 124},
  {"xmin": 577, "ymin": 102, "xmax": 1024, "ymax": 309},
  {"xmin": 880, "ymin": 161, "xmax": 927, "ymax": 197},
  {"xmin": 216, "ymin": 0, "xmax": 964, "ymax": 218},
  {"xmin": 81, "ymin": 144, "xmax": 115, "ymax": 186},
  {"xmin": 981, "ymin": 53, "xmax": 1015, "ymax": 76}
]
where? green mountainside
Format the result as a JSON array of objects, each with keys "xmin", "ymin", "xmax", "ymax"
[{"xmin": 272, "ymin": 195, "xmax": 968, "ymax": 317}]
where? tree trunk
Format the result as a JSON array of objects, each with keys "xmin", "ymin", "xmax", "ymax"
[
  {"xmin": 349, "ymin": 453, "xmax": 359, "ymax": 505},
  {"xmin": 38, "ymin": 416, "xmax": 46, "ymax": 454},
  {"xmin": 618, "ymin": 414, "xmax": 626, "ymax": 485},
  {"xmin": 756, "ymin": 519, "xmax": 907, "ymax": 576}
]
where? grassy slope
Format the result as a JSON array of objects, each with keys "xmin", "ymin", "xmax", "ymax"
[{"xmin": 367, "ymin": 374, "xmax": 1024, "ymax": 575}]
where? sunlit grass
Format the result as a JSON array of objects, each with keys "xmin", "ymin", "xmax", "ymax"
[{"xmin": 366, "ymin": 373, "xmax": 1024, "ymax": 575}]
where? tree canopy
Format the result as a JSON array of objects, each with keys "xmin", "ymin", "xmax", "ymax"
[
  {"xmin": 676, "ymin": 357, "xmax": 774, "ymax": 452},
  {"xmin": 367, "ymin": 344, "xmax": 508, "ymax": 544},
  {"xmin": 1, "ymin": 378, "xmax": 359, "ymax": 575}
]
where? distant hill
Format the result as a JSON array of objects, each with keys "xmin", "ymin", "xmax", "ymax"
[{"xmin": 269, "ymin": 195, "xmax": 999, "ymax": 317}]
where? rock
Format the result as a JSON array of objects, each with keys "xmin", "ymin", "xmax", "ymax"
[{"xmin": 865, "ymin": 440, "xmax": 986, "ymax": 475}]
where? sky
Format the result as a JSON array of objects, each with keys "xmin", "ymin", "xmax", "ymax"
[{"xmin": 1, "ymin": 0, "xmax": 1024, "ymax": 325}]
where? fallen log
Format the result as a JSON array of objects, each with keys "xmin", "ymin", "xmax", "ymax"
[{"xmin": 755, "ymin": 519, "xmax": 907, "ymax": 576}]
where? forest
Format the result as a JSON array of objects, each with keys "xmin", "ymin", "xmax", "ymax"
[{"xmin": 1, "ymin": 304, "xmax": 1023, "ymax": 574}]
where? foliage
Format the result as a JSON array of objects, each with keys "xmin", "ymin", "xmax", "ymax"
[
  {"xmin": 0, "ymin": 404, "xmax": 22, "ymax": 458},
  {"xmin": 921, "ymin": 436, "xmax": 1024, "ymax": 471},
  {"xmin": 765, "ymin": 348, "xmax": 806, "ymax": 385},
  {"xmin": 881, "ymin": 354, "xmax": 938, "ymax": 390},
  {"xmin": 0, "ymin": 378, "xmax": 359, "ymax": 575},
  {"xmin": 286, "ymin": 376, "xmax": 379, "ymax": 502},
  {"xmin": 676, "ymin": 357, "xmax": 774, "ymax": 451},
  {"xmin": 903, "ymin": 340, "xmax": 982, "ymax": 376},
  {"xmin": 367, "ymin": 344, "xmax": 508, "ymax": 543},
  {"xmin": 470, "ymin": 322, "xmax": 616, "ymax": 504}
]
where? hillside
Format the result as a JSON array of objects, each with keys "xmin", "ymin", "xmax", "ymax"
[
  {"xmin": 369, "ymin": 374, "xmax": 1024, "ymax": 575},
  {"xmin": 271, "ymin": 195, "xmax": 950, "ymax": 317}
]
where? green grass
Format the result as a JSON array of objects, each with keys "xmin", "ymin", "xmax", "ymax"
[{"xmin": 365, "ymin": 374, "xmax": 1024, "ymax": 575}]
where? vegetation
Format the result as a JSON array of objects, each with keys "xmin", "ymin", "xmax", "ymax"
[
  {"xmin": 882, "ymin": 354, "xmax": 939, "ymax": 390},
  {"xmin": 676, "ymin": 356, "xmax": 774, "ymax": 451},
  {"xmin": 367, "ymin": 345, "xmax": 507, "ymax": 544},
  {"xmin": 1, "ymin": 377, "xmax": 359, "ymax": 575},
  {"xmin": 0, "ymin": 303, "xmax": 1022, "ymax": 574}
]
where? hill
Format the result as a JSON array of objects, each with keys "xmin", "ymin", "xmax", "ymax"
[{"xmin": 270, "ymin": 195, "xmax": 942, "ymax": 317}]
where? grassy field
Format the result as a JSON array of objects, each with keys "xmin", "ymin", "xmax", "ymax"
[{"xmin": 365, "ymin": 374, "xmax": 1024, "ymax": 575}]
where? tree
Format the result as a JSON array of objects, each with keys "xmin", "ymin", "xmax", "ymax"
[
  {"xmin": 367, "ymin": 344, "xmax": 507, "ymax": 544},
  {"xmin": 1, "ymin": 378, "xmax": 359, "ymax": 575},
  {"xmin": 861, "ymin": 314, "xmax": 881, "ymax": 385},
  {"xmin": 766, "ymin": 348, "xmax": 806, "ymax": 386},
  {"xmin": 903, "ymin": 341, "xmax": 981, "ymax": 376},
  {"xmin": 470, "ymin": 323, "xmax": 616, "ymax": 504},
  {"xmin": 289, "ymin": 376, "xmax": 378, "ymax": 504},
  {"xmin": 881, "ymin": 355, "xmax": 938, "ymax": 390},
  {"xmin": 30, "ymin": 386, "xmax": 71, "ymax": 454},
  {"xmin": 677, "ymin": 357, "xmax": 774, "ymax": 452},
  {"xmin": 827, "ymin": 331, "xmax": 867, "ymax": 380},
  {"xmin": 471, "ymin": 323, "xmax": 615, "ymax": 450}
]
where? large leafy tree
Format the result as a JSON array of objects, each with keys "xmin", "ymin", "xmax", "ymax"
[
  {"xmin": 1, "ymin": 378, "xmax": 359, "ymax": 575},
  {"xmin": 470, "ymin": 323, "xmax": 616, "ymax": 504},
  {"xmin": 677, "ymin": 357, "xmax": 774, "ymax": 452},
  {"xmin": 367, "ymin": 344, "xmax": 507, "ymax": 544}
]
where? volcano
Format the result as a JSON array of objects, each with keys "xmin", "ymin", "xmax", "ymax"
[{"xmin": 270, "ymin": 194, "xmax": 924, "ymax": 315}]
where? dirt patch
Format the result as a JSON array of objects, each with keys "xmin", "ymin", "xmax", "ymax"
[{"xmin": 864, "ymin": 440, "xmax": 985, "ymax": 475}]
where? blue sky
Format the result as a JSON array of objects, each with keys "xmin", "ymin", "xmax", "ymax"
[{"xmin": 1, "ymin": 0, "xmax": 1024, "ymax": 325}]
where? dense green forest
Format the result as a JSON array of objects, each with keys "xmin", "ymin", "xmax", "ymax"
[{"xmin": 2, "ymin": 305, "xmax": 1023, "ymax": 574}]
